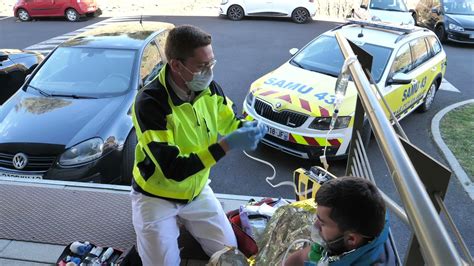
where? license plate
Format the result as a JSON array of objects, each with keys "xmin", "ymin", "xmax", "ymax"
[
  {"xmin": 470, "ymin": 34, "xmax": 474, "ymax": 39},
  {"xmin": 267, "ymin": 125, "xmax": 289, "ymax": 141},
  {"xmin": 0, "ymin": 170, "xmax": 42, "ymax": 180}
]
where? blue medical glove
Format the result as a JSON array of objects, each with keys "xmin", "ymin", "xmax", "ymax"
[
  {"xmin": 223, "ymin": 122, "xmax": 265, "ymax": 151},
  {"xmin": 243, "ymin": 120, "xmax": 268, "ymax": 146},
  {"xmin": 243, "ymin": 120, "xmax": 258, "ymax": 128}
]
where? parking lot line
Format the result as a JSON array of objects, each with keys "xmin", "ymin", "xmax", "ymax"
[
  {"xmin": 439, "ymin": 79, "xmax": 461, "ymax": 93},
  {"xmin": 0, "ymin": 16, "xmax": 12, "ymax": 21}
]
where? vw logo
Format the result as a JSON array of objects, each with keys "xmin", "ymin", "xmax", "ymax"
[
  {"xmin": 275, "ymin": 102, "xmax": 282, "ymax": 109},
  {"xmin": 12, "ymin": 153, "xmax": 28, "ymax": 170}
]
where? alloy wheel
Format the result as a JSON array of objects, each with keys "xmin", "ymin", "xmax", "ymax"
[
  {"xmin": 18, "ymin": 10, "xmax": 29, "ymax": 21},
  {"xmin": 228, "ymin": 6, "xmax": 243, "ymax": 20},
  {"xmin": 293, "ymin": 8, "xmax": 309, "ymax": 24},
  {"xmin": 425, "ymin": 83, "xmax": 436, "ymax": 109},
  {"xmin": 66, "ymin": 9, "xmax": 78, "ymax": 21}
]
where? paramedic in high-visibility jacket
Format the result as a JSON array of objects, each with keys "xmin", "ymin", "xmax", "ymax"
[{"xmin": 130, "ymin": 25, "xmax": 267, "ymax": 266}]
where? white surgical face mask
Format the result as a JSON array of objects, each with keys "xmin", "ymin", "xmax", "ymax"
[
  {"xmin": 180, "ymin": 60, "xmax": 215, "ymax": 92},
  {"xmin": 185, "ymin": 68, "xmax": 213, "ymax": 92}
]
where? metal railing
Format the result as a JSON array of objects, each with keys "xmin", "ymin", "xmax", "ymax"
[{"xmin": 335, "ymin": 32, "xmax": 469, "ymax": 265}]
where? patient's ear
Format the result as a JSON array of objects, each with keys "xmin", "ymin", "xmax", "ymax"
[{"xmin": 345, "ymin": 232, "xmax": 366, "ymax": 250}]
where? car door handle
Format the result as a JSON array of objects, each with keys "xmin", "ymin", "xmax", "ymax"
[{"xmin": 431, "ymin": 66, "xmax": 437, "ymax": 72}]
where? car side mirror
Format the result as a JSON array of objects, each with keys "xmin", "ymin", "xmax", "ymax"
[
  {"xmin": 0, "ymin": 54, "xmax": 8, "ymax": 61},
  {"xmin": 289, "ymin": 48, "xmax": 298, "ymax": 56},
  {"xmin": 409, "ymin": 8, "xmax": 415, "ymax": 13},
  {"xmin": 431, "ymin": 7, "xmax": 440, "ymax": 15},
  {"xmin": 388, "ymin": 73, "xmax": 412, "ymax": 85},
  {"xmin": 360, "ymin": 4, "xmax": 368, "ymax": 9}
]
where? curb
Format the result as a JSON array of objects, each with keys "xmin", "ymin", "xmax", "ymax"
[{"xmin": 431, "ymin": 99, "xmax": 474, "ymax": 200}]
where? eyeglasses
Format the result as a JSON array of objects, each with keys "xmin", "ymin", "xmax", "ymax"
[{"xmin": 180, "ymin": 59, "xmax": 217, "ymax": 75}]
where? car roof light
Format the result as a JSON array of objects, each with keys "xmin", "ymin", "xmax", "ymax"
[{"xmin": 345, "ymin": 19, "xmax": 421, "ymax": 34}]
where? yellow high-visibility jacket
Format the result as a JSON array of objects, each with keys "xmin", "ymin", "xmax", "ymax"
[{"xmin": 131, "ymin": 64, "xmax": 242, "ymax": 202}]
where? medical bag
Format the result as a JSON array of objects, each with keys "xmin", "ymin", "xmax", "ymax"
[
  {"xmin": 226, "ymin": 197, "xmax": 276, "ymax": 258},
  {"xmin": 293, "ymin": 166, "xmax": 337, "ymax": 201},
  {"xmin": 56, "ymin": 241, "xmax": 141, "ymax": 266}
]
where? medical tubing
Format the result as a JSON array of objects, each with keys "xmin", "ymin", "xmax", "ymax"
[
  {"xmin": 243, "ymin": 151, "xmax": 313, "ymax": 196},
  {"xmin": 281, "ymin": 239, "xmax": 313, "ymax": 266},
  {"xmin": 322, "ymin": 127, "xmax": 334, "ymax": 161}
]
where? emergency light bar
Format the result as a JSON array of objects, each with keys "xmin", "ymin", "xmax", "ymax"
[{"xmin": 345, "ymin": 19, "xmax": 419, "ymax": 34}]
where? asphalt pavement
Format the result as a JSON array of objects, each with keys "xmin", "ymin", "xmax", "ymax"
[{"xmin": 0, "ymin": 15, "xmax": 472, "ymax": 260}]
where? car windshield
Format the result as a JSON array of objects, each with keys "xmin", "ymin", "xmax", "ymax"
[
  {"xmin": 29, "ymin": 47, "xmax": 136, "ymax": 98},
  {"xmin": 370, "ymin": 0, "xmax": 408, "ymax": 11},
  {"xmin": 291, "ymin": 35, "xmax": 392, "ymax": 83},
  {"xmin": 444, "ymin": 0, "xmax": 474, "ymax": 15}
]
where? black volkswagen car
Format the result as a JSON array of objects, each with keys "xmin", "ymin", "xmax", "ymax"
[
  {"xmin": 0, "ymin": 21, "xmax": 174, "ymax": 184},
  {"xmin": 0, "ymin": 49, "xmax": 44, "ymax": 105},
  {"xmin": 414, "ymin": 0, "xmax": 474, "ymax": 43}
]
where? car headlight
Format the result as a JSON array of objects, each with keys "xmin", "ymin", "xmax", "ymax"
[
  {"xmin": 246, "ymin": 92, "xmax": 255, "ymax": 107},
  {"xmin": 448, "ymin": 23, "xmax": 464, "ymax": 32},
  {"xmin": 221, "ymin": 0, "xmax": 229, "ymax": 4},
  {"xmin": 59, "ymin": 138, "xmax": 103, "ymax": 166},
  {"xmin": 309, "ymin": 116, "xmax": 351, "ymax": 130}
]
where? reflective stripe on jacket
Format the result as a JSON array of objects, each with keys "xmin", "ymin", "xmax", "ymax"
[{"xmin": 131, "ymin": 64, "xmax": 242, "ymax": 202}]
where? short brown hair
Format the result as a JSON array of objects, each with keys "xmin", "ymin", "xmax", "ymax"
[
  {"xmin": 165, "ymin": 25, "xmax": 212, "ymax": 61},
  {"xmin": 315, "ymin": 176, "xmax": 386, "ymax": 238}
]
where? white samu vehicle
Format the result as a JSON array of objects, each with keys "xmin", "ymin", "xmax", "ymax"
[{"xmin": 243, "ymin": 20, "xmax": 447, "ymax": 159}]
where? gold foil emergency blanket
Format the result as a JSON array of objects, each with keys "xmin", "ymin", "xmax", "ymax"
[
  {"xmin": 255, "ymin": 199, "xmax": 317, "ymax": 265},
  {"xmin": 207, "ymin": 246, "xmax": 249, "ymax": 266}
]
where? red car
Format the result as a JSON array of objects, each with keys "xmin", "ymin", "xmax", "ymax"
[{"xmin": 14, "ymin": 0, "xmax": 100, "ymax": 22}]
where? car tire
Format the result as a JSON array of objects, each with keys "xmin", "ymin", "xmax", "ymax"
[
  {"xmin": 418, "ymin": 80, "xmax": 438, "ymax": 112},
  {"xmin": 17, "ymin": 9, "xmax": 31, "ymax": 22},
  {"xmin": 65, "ymin": 8, "xmax": 80, "ymax": 22},
  {"xmin": 291, "ymin": 7, "xmax": 310, "ymax": 24},
  {"xmin": 435, "ymin": 24, "xmax": 447, "ymax": 42},
  {"xmin": 227, "ymin": 5, "xmax": 244, "ymax": 21},
  {"xmin": 121, "ymin": 129, "xmax": 137, "ymax": 185}
]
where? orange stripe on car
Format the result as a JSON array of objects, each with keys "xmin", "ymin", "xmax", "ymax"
[
  {"xmin": 289, "ymin": 134, "xmax": 297, "ymax": 143},
  {"xmin": 328, "ymin": 139, "xmax": 341, "ymax": 147},
  {"xmin": 278, "ymin": 94, "xmax": 292, "ymax": 104},
  {"xmin": 319, "ymin": 106, "xmax": 329, "ymax": 117},
  {"xmin": 300, "ymin": 98, "xmax": 311, "ymax": 112},
  {"xmin": 259, "ymin": 90, "xmax": 279, "ymax": 96},
  {"xmin": 303, "ymin": 136, "xmax": 320, "ymax": 146}
]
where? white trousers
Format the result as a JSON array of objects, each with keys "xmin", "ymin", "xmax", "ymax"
[{"xmin": 130, "ymin": 184, "xmax": 237, "ymax": 266}]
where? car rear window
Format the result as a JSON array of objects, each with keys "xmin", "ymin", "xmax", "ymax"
[
  {"xmin": 291, "ymin": 35, "xmax": 392, "ymax": 82},
  {"xmin": 427, "ymin": 36, "xmax": 442, "ymax": 55},
  {"xmin": 29, "ymin": 47, "xmax": 137, "ymax": 97}
]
